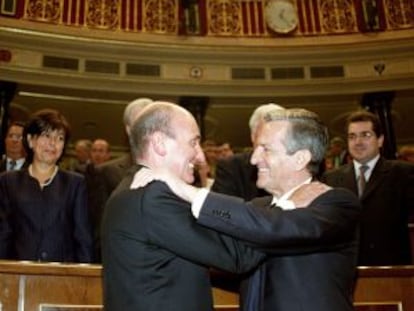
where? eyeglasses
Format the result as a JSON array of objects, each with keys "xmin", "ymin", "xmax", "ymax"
[
  {"xmin": 347, "ymin": 131, "xmax": 375, "ymax": 141},
  {"xmin": 7, "ymin": 133, "xmax": 23, "ymax": 141}
]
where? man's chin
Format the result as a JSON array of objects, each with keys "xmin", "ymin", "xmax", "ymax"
[{"xmin": 256, "ymin": 179, "xmax": 267, "ymax": 190}]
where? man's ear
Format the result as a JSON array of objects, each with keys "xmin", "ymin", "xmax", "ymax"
[
  {"xmin": 294, "ymin": 149, "xmax": 312, "ymax": 171},
  {"xmin": 377, "ymin": 134, "xmax": 384, "ymax": 149},
  {"xmin": 151, "ymin": 131, "xmax": 167, "ymax": 156}
]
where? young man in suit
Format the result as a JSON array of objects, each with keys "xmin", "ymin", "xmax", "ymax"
[
  {"xmin": 322, "ymin": 110, "xmax": 414, "ymax": 265},
  {"xmin": 101, "ymin": 101, "xmax": 266, "ymax": 311},
  {"xmin": 133, "ymin": 108, "xmax": 361, "ymax": 311}
]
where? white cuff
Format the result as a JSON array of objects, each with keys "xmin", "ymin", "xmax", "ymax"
[{"xmin": 191, "ymin": 188, "xmax": 210, "ymax": 218}]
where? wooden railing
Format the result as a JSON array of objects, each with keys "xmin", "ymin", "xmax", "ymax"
[{"xmin": 0, "ymin": 261, "xmax": 413, "ymax": 311}]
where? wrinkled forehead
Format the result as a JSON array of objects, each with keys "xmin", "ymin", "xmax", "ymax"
[{"xmin": 257, "ymin": 120, "xmax": 288, "ymax": 142}]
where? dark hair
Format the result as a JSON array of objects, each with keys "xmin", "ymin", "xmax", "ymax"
[
  {"xmin": 346, "ymin": 110, "xmax": 383, "ymax": 137},
  {"xmin": 23, "ymin": 109, "xmax": 71, "ymax": 163},
  {"xmin": 7, "ymin": 120, "xmax": 26, "ymax": 132}
]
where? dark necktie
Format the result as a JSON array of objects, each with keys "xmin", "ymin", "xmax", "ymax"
[
  {"xmin": 358, "ymin": 165, "xmax": 368, "ymax": 197},
  {"xmin": 9, "ymin": 160, "xmax": 17, "ymax": 171}
]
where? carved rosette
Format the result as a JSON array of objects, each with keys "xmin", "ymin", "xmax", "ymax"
[
  {"xmin": 319, "ymin": 0, "xmax": 356, "ymax": 33},
  {"xmin": 208, "ymin": 0, "xmax": 242, "ymax": 35},
  {"xmin": 25, "ymin": 0, "xmax": 61, "ymax": 23},
  {"xmin": 86, "ymin": 0, "xmax": 119, "ymax": 30},
  {"xmin": 384, "ymin": 0, "xmax": 414, "ymax": 29},
  {"xmin": 143, "ymin": 0, "xmax": 178, "ymax": 33}
]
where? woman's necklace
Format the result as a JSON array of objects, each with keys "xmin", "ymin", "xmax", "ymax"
[{"xmin": 28, "ymin": 164, "xmax": 59, "ymax": 188}]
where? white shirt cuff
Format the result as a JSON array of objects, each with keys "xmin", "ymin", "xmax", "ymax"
[{"xmin": 191, "ymin": 188, "xmax": 210, "ymax": 218}]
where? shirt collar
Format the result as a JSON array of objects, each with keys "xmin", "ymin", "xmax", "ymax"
[
  {"xmin": 353, "ymin": 154, "xmax": 380, "ymax": 176},
  {"xmin": 271, "ymin": 177, "xmax": 312, "ymax": 207}
]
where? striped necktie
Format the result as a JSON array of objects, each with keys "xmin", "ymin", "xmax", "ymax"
[{"xmin": 358, "ymin": 165, "xmax": 369, "ymax": 197}]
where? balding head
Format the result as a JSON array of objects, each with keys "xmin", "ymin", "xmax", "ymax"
[{"xmin": 129, "ymin": 101, "xmax": 204, "ymax": 184}]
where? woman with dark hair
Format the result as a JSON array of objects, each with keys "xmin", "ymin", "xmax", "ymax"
[{"xmin": 0, "ymin": 109, "xmax": 93, "ymax": 263}]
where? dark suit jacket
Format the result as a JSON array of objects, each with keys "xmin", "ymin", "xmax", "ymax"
[
  {"xmin": 86, "ymin": 154, "xmax": 133, "ymax": 261},
  {"xmin": 212, "ymin": 152, "xmax": 268, "ymax": 201},
  {"xmin": 0, "ymin": 169, "xmax": 93, "ymax": 262},
  {"xmin": 101, "ymin": 167, "xmax": 265, "ymax": 311},
  {"xmin": 321, "ymin": 158, "xmax": 414, "ymax": 265},
  {"xmin": 198, "ymin": 188, "xmax": 360, "ymax": 311}
]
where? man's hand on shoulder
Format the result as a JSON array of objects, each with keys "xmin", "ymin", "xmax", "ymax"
[{"xmin": 290, "ymin": 182, "xmax": 331, "ymax": 208}]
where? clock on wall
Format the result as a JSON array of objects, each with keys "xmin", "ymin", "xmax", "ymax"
[{"xmin": 264, "ymin": 0, "xmax": 299, "ymax": 34}]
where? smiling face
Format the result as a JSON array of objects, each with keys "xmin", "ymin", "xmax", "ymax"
[
  {"xmin": 347, "ymin": 121, "xmax": 383, "ymax": 164},
  {"xmin": 250, "ymin": 120, "xmax": 298, "ymax": 196},
  {"xmin": 162, "ymin": 110, "xmax": 205, "ymax": 184},
  {"xmin": 28, "ymin": 129, "xmax": 66, "ymax": 166}
]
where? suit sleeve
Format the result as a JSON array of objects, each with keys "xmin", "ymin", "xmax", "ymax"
[
  {"xmin": 142, "ymin": 182, "xmax": 265, "ymax": 273},
  {"xmin": 211, "ymin": 159, "xmax": 239, "ymax": 196},
  {"xmin": 198, "ymin": 189, "xmax": 360, "ymax": 254}
]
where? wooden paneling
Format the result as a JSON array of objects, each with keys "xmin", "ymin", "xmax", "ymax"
[{"xmin": 0, "ymin": 261, "xmax": 414, "ymax": 311}]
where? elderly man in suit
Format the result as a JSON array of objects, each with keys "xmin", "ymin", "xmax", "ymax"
[
  {"xmin": 322, "ymin": 110, "xmax": 414, "ymax": 265},
  {"xmin": 133, "ymin": 108, "xmax": 361, "ymax": 311},
  {"xmin": 101, "ymin": 101, "xmax": 266, "ymax": 311}
]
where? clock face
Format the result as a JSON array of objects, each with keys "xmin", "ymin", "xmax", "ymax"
[{"xmin": 264, "ymin": 0, "xmax": 298, "ymax": 34}]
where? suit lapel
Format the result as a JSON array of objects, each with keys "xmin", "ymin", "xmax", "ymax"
[
  {"xmin": 361, "ymin": 158, "xmax": 389, "ymax": 200},
  {"xmin": 342, "ymin": 164, "xmax": 358, "ymax": 196}
]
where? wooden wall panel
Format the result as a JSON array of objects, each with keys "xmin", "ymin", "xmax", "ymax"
[{"xmin": 0, "ymin": 261, "xmax": 414, "ymax": 311}]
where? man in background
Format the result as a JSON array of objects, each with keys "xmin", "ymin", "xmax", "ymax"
[
  {"xmin": 70, "ymin": 139, "xmax": 92, "ymax": 174},
  {"xmin": 0, "ymin": 121, "xmax": 26, "ymax": 173},
  {"xmin": 322, "ymin": 110, "xmax": 414, "ymax": 265},
  {"xmin": 90, "ymin": 138, "xmax": 111, "ymax": 165}
]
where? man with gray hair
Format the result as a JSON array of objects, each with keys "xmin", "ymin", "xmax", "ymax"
[
  {"xmin": 212, "ymin": 103, "xmax": 284, "ymax": 201},
  {"xmin": 134, "ymin": 108, "xmax": 361, "ymax": 311}
]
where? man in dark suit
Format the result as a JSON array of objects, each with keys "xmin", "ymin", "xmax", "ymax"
[
  {"xmin": 210, "ymin": 104, "xmax": 282, "ymax": 295},
  {"xmin": 101, "ymin": 101, "xmax": 265, "ymax": 311},
  {"xmin": 0, "ymin": 121, "xmax": 27, "ymax": 173},
  {"xmin": 322, "ymin": 110, "xmax": 414, "ymax": 265},
  {"xmin": 132, "ymin": 108, "xmax": 361, "ymax": 311}
]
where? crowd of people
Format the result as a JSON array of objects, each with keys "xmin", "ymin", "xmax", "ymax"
[{"xmin": 0, "ymin": 99, "xmax": 413, "ymax": 310}]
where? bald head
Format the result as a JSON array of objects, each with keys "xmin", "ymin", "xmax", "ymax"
[{"xmin": 129, "ymin": 101, "xmax": 203, "ymax": 183}]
